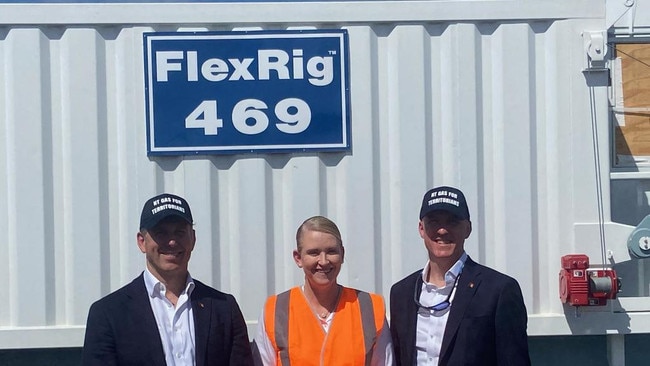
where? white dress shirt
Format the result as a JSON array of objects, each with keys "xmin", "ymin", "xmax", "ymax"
[
  {"xmin": 415, "ymin": 252, "xmax": 467, "ymax": 365},
  {"xmin": 143, "ymin": 268, "xmax": 196, "ymax": 366}
]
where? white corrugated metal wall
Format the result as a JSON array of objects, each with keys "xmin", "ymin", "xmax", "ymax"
[{"xmin": 1, "ymin": 1, "xmax": 648, "ymax": 355}]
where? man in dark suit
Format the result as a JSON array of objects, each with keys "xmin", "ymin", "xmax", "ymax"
[
  {"xmin": 390, "ymin": 186, "xmax": 530, "ymax": 366},
  {"xmin": 82, "ymin": 193, "xmax": 253, "ymax": 366}
]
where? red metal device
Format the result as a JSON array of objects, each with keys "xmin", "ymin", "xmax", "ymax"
[{"xmin": 559, "ymin": 254, "xmax": 620, "ymax": 306}]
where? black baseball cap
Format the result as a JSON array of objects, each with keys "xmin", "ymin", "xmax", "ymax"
[
  {"xmin": 419, "ymin": 186, "xmax": 470, "ymax": 221},
  {"xmin": 139, "ymin": 193, "xmax": 193, "ymax": 230}
]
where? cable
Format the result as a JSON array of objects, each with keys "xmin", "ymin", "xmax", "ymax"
[{"xmin": 588, "ymin": 85, "xmax": 608, "ymax": 265}]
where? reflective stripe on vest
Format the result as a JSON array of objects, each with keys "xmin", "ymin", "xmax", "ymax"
[
  {"xmin": 271, "ymin": 288, "xmax": 379, "ymax": 366},
  {"xmin": 357, "ymin": 291, "xmax": 377, "ymax": 366},
  {"xmin": 275, "ymin": 290, "xmax": 291, "ymax": 366}
]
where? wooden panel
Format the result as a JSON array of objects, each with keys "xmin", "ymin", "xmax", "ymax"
[{"xmin": 615, "ymin": 44, "xmax": 650, "ymax": 158}]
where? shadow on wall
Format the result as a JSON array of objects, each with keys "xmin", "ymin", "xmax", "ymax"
[
  {"xmin": 528, "ymin": 335, "xmax": 609, "ymax": 366},
  {"xmin": 613, "ymin": 258, "xmax": 650, "ymax": 297},
  {"xmin": 0, "ymin": 348, "xmax": 81, "ymax": 366},
  {"xmin": 146, "ymin": 151, "xmax": 349, "ymax": 172},
  {"xmin": 529, "ymin": 334, "xmax": 650, "ymax": 366},
  {"xmin": 563, "ymin": 301, "xmax": 631, "ymax": 336},
  {"xmin": 611, "ymin": 180, "xmax": 650, "ymax": 297},
  {"xmin": 611, "ymin": 180, "xmax": 650, "ymax": 227}
]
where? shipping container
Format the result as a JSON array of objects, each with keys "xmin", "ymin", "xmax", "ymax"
[{"xmin": 1, "ymin": 0, "xmax": 650, "ymax": 364}]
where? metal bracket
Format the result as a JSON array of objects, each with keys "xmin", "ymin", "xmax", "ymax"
[
  {"xmin": 582, "ymin": 31, "xmax": 608, "ymax": 72},
  {"xmin": 606, "ymin": 0, "xmax": 636, "ymax": 32},
  {"xmin": 581, "ymin": 0, "xmax": 637, "ymax": 72}
]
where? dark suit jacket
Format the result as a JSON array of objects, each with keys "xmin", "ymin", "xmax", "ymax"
[
  {"xmin": 82, "ymin": 273, "xmax": 254, "ymax": 366},
  {"xmin": 390, "ymin": 257, "xmax": 530, "ymax": 366}
]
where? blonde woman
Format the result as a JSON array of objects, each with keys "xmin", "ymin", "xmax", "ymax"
[{"xmin": 253, "ymin": 216, "xmax": 393, "ymax": 366}]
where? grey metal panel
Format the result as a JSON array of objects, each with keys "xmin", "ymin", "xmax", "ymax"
[
  {"xmin": 4, "ymin": 28, "xmax": 49, "ymax": 327},
  {"xmin": 0, "ymin": 1, "xmax": 604, "ymax": 25},
  {"xmin": 3, "ymin": 0, "xmax": 648, "ymax": 350}
]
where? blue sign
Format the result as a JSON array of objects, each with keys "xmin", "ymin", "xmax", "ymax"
[{"xmin": 143, "ymin": 30, "xmax": 350, "ymax": 155}]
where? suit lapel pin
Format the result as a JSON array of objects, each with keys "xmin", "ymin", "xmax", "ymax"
[
  {"xmin": 199, "ymin": 302, "xmax": 205, "ymax": 308},
  {"xmin": 469, "ymin": 282, "xmax": 474, "ymax": 288}
]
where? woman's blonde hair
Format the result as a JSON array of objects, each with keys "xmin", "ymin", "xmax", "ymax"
[{"xmin": 296, "ymin": 216, "xmax": 343, "ymax": 250}]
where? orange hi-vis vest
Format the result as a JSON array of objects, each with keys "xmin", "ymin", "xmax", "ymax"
[{"xmin": 263, "ymin": 286, "xmax": 385, "ymax": 366}]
